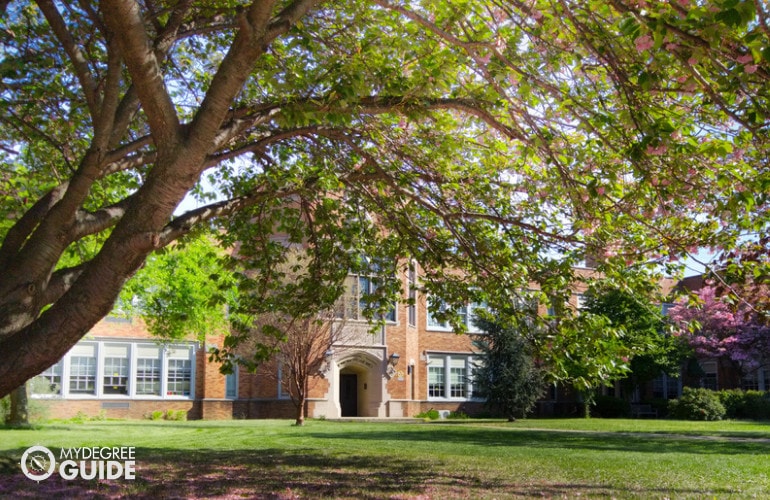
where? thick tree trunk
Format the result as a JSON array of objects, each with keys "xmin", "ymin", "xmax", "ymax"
[{"xmin": 6, "ymin": 384, "xmax": 29, "ymax": 426}]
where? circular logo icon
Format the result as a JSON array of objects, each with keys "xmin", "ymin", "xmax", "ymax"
[{"xmin": 21, "ymin": 445, "xmax": 56, "ymax": 482}]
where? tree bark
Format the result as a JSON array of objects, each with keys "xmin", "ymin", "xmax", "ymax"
[
  {"xmin": 295, "ymin": 394, "xmax": 305, "ymax": 426},
  {"xmin": 6, "ymin": 384, "xmax": 29, "ymax": 426}
]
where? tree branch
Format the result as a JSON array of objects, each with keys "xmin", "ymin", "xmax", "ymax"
[
  {"xmin": 101, "ymin": 0, "xmax": 182, "ymax": 148},
  {"xmin": 72, "ymin": 197, "xmax": 135, "ymax": 240},
  {"xmin": 36, "ymin": 0, "xmax": 100, "ymax": 119}
]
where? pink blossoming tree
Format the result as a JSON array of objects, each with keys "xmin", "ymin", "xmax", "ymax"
[{"xmin": 669, "ymin": 283, "xmax": 770, "ymax": 387}]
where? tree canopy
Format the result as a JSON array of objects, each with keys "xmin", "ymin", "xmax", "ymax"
[
  {"xmin": 1, "ymin": 0, "xmax": 769, "ymax": 397},
  {"xmin": 669, "ymin": 282, "xmax": 770, "ymax": 377}
]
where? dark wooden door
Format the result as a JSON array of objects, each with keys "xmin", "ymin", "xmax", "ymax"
[{"xmin": 340, "ymin": 374, "xmax": 358, "ymax": 417}]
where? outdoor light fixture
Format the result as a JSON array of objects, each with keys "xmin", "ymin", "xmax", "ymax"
[
  {"xmin": 389, "ymin": 353, "xmax": 400, "ymax": 367},
  {"xmin": 319, "ymin": 349, "xmax": 334, "ymax": 377}
]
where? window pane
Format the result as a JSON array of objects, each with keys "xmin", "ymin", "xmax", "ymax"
[
  {"xmin": 31, "ymin": 360, "xmax": 63, "ymax": 396},
  {"xmin": 225, "ymin": 371, "xmax": 237, "ymax": 399},
  {"xmin": 167, "ymin": 359, "xmax": 192, "ymax": 396},
  {"xmin": 70, "ymin": 356, "xmax": 96, "ymax": 394},
  {"xmin": 450, "ymin": 357, "xmax": 467, "ymax": 398},
  {"xmin": 427, "ymin": 301, "xmax": 448, "ymax": 329},
  {"xmin": 428, "ymin": 358, "xmax": 445, "ymax": 398},
  {"xmin": 136, "ymin": 357, "xmax": 161, "ymax": 395},
  {"xmin": 103, "ymin": 356, "xmax": 129, "ymax": 395}
]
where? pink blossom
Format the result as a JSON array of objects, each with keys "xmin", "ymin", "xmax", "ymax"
[
  {"xmin": 687, "ymin": 57, "xmax": 698, "ymax": 66},
  {"xmin": 665, "ymin": 43, "xmax": 680, "ymax": 51},
  {"xmin": 477, "ymin": 52, "xmax": 491, "ymax": 65},
  {"xmin": 737, "ymin": 54, "xmax": 754, "ymax": 64},
  {"xmin": 532, "ymin": 9, "xmax": 543, "ymax": 20},
  {"xmin": 646, "ymin": 144, "xmax": 667, "ymax": 156},
  {"xmin": 634, "ymin": 34, "xmax": 654, "ymax": 52},
  {"xmin": 596, "ymin": 186, "xmax": 605, "ymax": 196},
  {"xmin": 745, "ymin": 64, "xmax": 758, "ymax": 74}
]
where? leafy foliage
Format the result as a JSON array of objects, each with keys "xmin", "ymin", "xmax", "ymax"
[
  {"xmin": 669, "ymin": 387, "xmax": 726, "ymax": 421},
  {"xmin": 668, "ymin": 283, "xmax": 770, "ymax": 374},
  {"xmin": 121, "ymin": 236, "xmax": 236, "ymax": 341},
  {"xmin": 473, "ymin": 316, "xmax": 547, "ymax": 421},
  {"xmin": 583, "ymin": 286, "xmax": 688, "ymax": 390},
  {"xmin": 1, "ymin": 0, "xmax": 770, "ymax": 396}
]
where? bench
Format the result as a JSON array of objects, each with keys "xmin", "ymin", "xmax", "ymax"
[{"xmin": 630, "ymin": 404, "xmax": 658, "ymax": 418}]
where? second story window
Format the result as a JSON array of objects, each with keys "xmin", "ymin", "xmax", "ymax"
[
  {"xmin": 427, "ymin": 299, "xmax": 486, "ymax": 333},
  {"xmin": 337, "ymin": 256, "xmax": 396, "ymax": 322}
]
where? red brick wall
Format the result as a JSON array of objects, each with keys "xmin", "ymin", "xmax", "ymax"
[{"xmin": 37, "ymin": 399, "xmax": 200, "ymax": 420}]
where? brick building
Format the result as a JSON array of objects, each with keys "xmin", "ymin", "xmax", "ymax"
[{"xmin": 33, "ymin": 261, "xmax": 591, "ymax": 420}]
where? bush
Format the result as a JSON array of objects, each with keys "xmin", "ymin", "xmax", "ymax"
[
  {"xmin": 592, "ymin": 395, "xmax": 631, "ymax": 418},
  {"xmin": 447, "ymin": 411, "xmax": 469, "ymax": 420},
  {"xmin": 717, "ymin": 390, "xmax": 770, "ymax": 420},
  {"xmin": 150, "ymin": 410, "xmax": 165, "ymax": 421},
  {"xmin": 165, "ymin": 410, "xmax": 187, "ymax": 421},
  {"xmin": 415, "ymin": 409, "xmax": 440, "ymax": 420},
  {"xmin": 668, "ymin": 388, "xmax": 726, "ymax": 421}
]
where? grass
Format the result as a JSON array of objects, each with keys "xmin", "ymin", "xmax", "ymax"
[{"xmin": 1, "ymin": 418, "xmax": 769, "ymax": 499}]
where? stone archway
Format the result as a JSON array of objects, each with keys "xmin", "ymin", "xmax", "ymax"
[{"xmin": 311, "ymin": 350, "xmax": 387, "ymax": 418}]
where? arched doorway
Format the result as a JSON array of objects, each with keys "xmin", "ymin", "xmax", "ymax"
[{"xmin": 335, "ymin": 351, "xmax": 385, "ymax": 417}]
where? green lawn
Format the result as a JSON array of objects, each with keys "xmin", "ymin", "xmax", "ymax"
[{"xmin": 1, "ymin": 418, "xmax": 769, "ymax": 499}]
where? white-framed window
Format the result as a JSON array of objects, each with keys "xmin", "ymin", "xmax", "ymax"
[
  {"xmin": 69, "ymin": 343, "xmax": 98, "ymax": 395},
  {"xmin": 575, "ymin": 293, "xmax": 588, "ymax": 311},
  {"xmin": 136, "ymin": 345, "xmax": 162, "ymax": 396},
  {"xmin": 426, "ymin": 354, "xmax": 478, "ymax": 401},
  {"xmin": 166, "ymin": 347, "xmax": 193, "ymax": 397},
  {"xmin": 103, "ymin": 343, "xmax": 130, "ymax": 395},
  {"xmin": 30, "ymin": 360, "xmax": 63, "ymax": 397},
  {"xmin": 30, "ymin": 340, "xmax": 196, "ymax": 400},
  {"xmin": 426, "ymin": 299, "xmax": 486, "ymax": 333}
]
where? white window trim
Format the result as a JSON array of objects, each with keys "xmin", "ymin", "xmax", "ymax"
[
  {"xmin": 31, "ymin": 340, "xmax": 196, "ymax": 400},
  {"xmin": 426, "ymin": 298, "xmax": 486, "ymax": 334},
  {"xmin": 426, "ymin": 353, "xmax": 481, "ymax": 402}
]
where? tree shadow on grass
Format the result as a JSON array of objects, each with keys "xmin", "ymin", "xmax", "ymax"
[
  {"xmin": 0, "ymin": 445, "xmax": 740, "ymax": 499},
  {"xmin": 311, "ymin": 426, "xmax": 770, "ymax": 456}
]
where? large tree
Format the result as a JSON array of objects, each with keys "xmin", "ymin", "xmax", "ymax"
[{"xmin": 1, "ymin": 1, "xmax": 768, "ymax": 397}]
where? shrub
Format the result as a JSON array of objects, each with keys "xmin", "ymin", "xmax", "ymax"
[
  {"xmin": 669, "ymin": 388, "xmax": 726, "ymax": 421},
  {"xmin": 593, "ymin": 395, "xmax": 631, "ymax": 418},
  {"xmin": 717, "ymin": 390, "xmax": 770, "ymax": 420},
  {"xmin": 447, "ymin": 411, "xmax": 469, "ymax": 420},
  {"xmin": 165, "ymin": 410, "xmax": 187, "ymax": 421},
  {"xmin": 415, "ymin": 409, "xmax": 440, "ymax": 420},
  {"xmin": 150, "ymin": 410, "xmax": 165, "ymax": 421}
]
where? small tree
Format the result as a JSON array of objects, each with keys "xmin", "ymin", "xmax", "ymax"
[
  {"xmin": 233, "ymin": 308, "xmax": 351, "ymax": 426},
  {"xmin": 473, "ymin": 316, "xmax": 547, "ymax": 422}
]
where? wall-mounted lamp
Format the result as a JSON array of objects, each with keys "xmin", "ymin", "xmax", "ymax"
[
  {"xmin": 388, "ymin": 353, "xmax": 400, "ymax": 367},
  {"xmin": 319, "ymin": 348, "xmax": 334, "ymax": 377}
]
